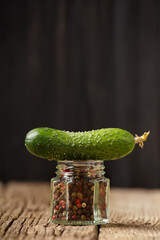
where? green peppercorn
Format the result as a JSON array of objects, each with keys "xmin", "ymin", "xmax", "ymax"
[
  {"xmin": 63, "ymin": 211, "xmax": 66, "ymax": 216},
  {"xmin": 91, "ymin": 186, "xmax": 94, "ymax": 191},
  {"xmin": 77, "ymin": 192, "xmax": 83, "ymax": 199},
  {"xmin": 71, "ymin": 192, "xmax": 77, "ymax": 197},
  {"xmin": 78, "ymin": 209, "xmax": 82, "ymax": 215},
  {"xmin": 72, "ymin": 205, "xmax": 78, "ymax": 211}
]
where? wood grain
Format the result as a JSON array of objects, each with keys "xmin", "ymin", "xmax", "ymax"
[
  {"xmin": 0, "ymin": 182, "xmax": 97, "ymax": 240},
  {"xmin": 100, "ymin": 188, "xmax": 160, "ymax": 240},
  {"xmin": 0, "ymin": 183, "xmax": 160, "ymax": 239}
]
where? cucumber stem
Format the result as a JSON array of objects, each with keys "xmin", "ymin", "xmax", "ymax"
[{"xmin": 134, "ymin": 131, "xmax": 150, "ymax": 148}]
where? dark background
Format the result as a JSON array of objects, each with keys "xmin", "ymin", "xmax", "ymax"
[{"xmin": 1, "ymin": 0, "xmax": 160, "ymax": 187}]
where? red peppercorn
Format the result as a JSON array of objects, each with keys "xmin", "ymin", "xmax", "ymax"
[
  {"xmin": 52, "ymin": 215, "xmax": 56, "ymax": 219},
  {"xmin": 76, "ymin": 198, "xmax": 81, "ymax": 204},
  {"xmin": 61, "ymin": 216, "xmax": 66, "ymax": 220},
  {"xmin": 72, "ymin": 214, "xmax": 77, "ymax": 220},
  {"xmin": 63, "ymin": 168, "xmax": 71, "ymax": 172},
  {"xmin": 60, "ymin": 182, "xmax": 64, "ymax": 187},
  {"xmin": 63, "ymin": 169, "xmax": 68, "ymax": 172},
  {"xmin": 101, "ymin": 190, "xmax": 105, "ymax": 196},
  {"xmin": 60, "ymin": 200, "xmax": 66, "ymax": 205},
  {"xmin": 77, "ymin": 203, "xmax": 82, "ymax": 208},
  {"xmin": 77, "ymin": 187, "xmax": 82, "ymax": 192},
  {"xmin": 62, "ymin": 204, "xmax": 66, "ymax": 209},
  {"xmin": 56, "ymin": 205, "xmax": 59, "ymax": 210},
  {"xmin": 68, "ymin": 200, "xmax": 72, "ymax": 207}
]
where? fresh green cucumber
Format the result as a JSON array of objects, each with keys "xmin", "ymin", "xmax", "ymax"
[{"xmin": 25, "ymin": 128, "xmax": 149, "ymax": 161}]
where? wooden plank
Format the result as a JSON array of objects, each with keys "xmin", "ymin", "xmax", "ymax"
[
  {"xmin": 99, "ymin": 188, "xmax": 160, "ymax": 240},
  {"xmin": 1, "ymin": 183, "xmax": 160, "ymax": 239},
  {"xmin": 0, "ymin": 182, "xmax": 98, "ymax": 240}
]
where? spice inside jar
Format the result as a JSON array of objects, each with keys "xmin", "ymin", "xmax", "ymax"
[{"xmin": 51, "ymin": 161, "xmax": 110, "ymax": 225}]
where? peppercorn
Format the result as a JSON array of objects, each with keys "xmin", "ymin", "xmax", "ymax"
[
  {"xmin": 76, "ymin": 198, "xmax": 81, "ymax": 204},
  {"xmin": 72, "ymin": 205, "xmax": 78, "ymax": 211},
  {"xmin": 90, "ymin": 195, "xmax": 93, "ymax": 200},
  {"xmin": 91, "ymin": 186, "xmax": 94, "ymax": 191},
  {"xmin": 62, "ymin": 204, "xmax": 66, "ymax": 209},
  {"xmin": 63, "ymin": 211, "xmax": 66, "ymax": 216},
  {"xmin": 71, "ymin": 192, "xmax": 77, "ymax": 197},
  {"xmin": 71, "ymin": 198, "xmax": 77, "ymax": 204},
  {"xmin": 83, "ymin": 197, "xmax": 89, "ymax": 203},
  {"xmin": 86, "ymin": 205, "xmax": 91, "ymax": 210},
  {"xmin": 69, "ymin": 210, "xmax": 73, "ymax": 216},
  {"xmin": 54, "ymin": 209, "xmax": 57, "ymax": 214},
  {"xmin": 82, "ymin": 203, "xmax": 86, "ymax": 208},
  {"xmin": 69, "ymin": 183, "xmax": 73, "ymax": 189},
  {"xmin": 72, "ymin": 186, "xmax": 77, "ymax": 192},
  {"xmin": 60, "ymin": 200, "xmax": 65, "ymax": 205},
  {"xmin": 58, "ymin": 207, "xmax": 63, "ymax": 214},
  {"xmin": 76, "ymin": 181, "xmax": 82, "ymax": 187},
  {"xmin": 61, "ymin": 186, "xmax": 66, "ymax": 191},
  {"xmin": 83, "ymin": 178, "xmax": 88, "ymax": 184},
  {"xmin": 90, "ymin": 208, "xmax": 93, "ymax": 213},
  {"xmin": 100, "ymin": 189, "xmax": 105, "ymax": 196},
  {"xmin": 59, "ymin": 213, "xmax": 62, "ymax": 218},
  {"xmin": 82, "ymin": 190, "xmax": 87, "ymax": 197},
  {"xmin": 55, "ymin": 200, "xmax": 59, "ymax": 205},
  {"xmin": 69, "ymin": 203, "xmax": 72, "ymax": 209},
  {"xmin": 86, "ymin": 211, "xmax": 90, "ymax": 217},
  {"xmin": 78, "ymin": 209, "xmax": 82, "ymax": 215},
  {"xmin": 74, "ymin": 176, "xmax": 79, "ymax": 179},
  {"xmin": 77, "ymin": 203, "xmax": 82, "ymax": 208},
  {"xmin": 88, "ymin": 182, "xmax": 93, "ymax": 187},
  {"xmin": 77, "ymin": 192, "xmax": 83, "ymax": 199},
  {"xmin": 82, "ymin": 209, "xmax": 87, "ymax": 214},
  {"xmin": 77, "ymin": 187, "xmax": 83, "ymax": 192},
  {"xmin": 54, "ymin": 195, "xmax": 58, "ymax": 199},
  {"xmin": 91, "ymin": 215, "xmax": 94, "ymax": 220},
  {"xmin": 87, "ymin": 190, "xmax": 92, "ymax": 196},
  {"xmin": 72, "ymin": 215, "xmax": 77, "ymax": 220}
]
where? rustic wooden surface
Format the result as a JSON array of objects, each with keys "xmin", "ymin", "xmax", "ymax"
[{"xmin": 0, "ymin": 182, "xmax": 160, "ymax": 240}]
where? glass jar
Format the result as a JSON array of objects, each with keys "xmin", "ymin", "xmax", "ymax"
[{"xmin": 51, "ymin": 160, "xmax": 110, "ymax": 225}]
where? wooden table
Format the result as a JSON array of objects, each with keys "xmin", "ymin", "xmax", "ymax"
[{"xmin": 0, "ymin": 182, "xmax": 160, "ymax": 240}]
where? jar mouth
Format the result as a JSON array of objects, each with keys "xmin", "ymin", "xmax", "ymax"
[{"xmin": 56, "ymin": 160, "xmax": 105, "ymax": 178}]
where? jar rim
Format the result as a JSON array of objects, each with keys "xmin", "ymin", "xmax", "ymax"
[
  {"xmin": 57, "ymin": 160, "xmax": 104, "ymax": 163},
  {"xmin": 56, "ymin": 160, "xmax": 105, "ymax": 178}
]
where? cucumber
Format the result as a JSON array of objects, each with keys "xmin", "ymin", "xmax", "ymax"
[{"xmin": 25, "ymin": 128, "xmax": 139, "ymax": 161}]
